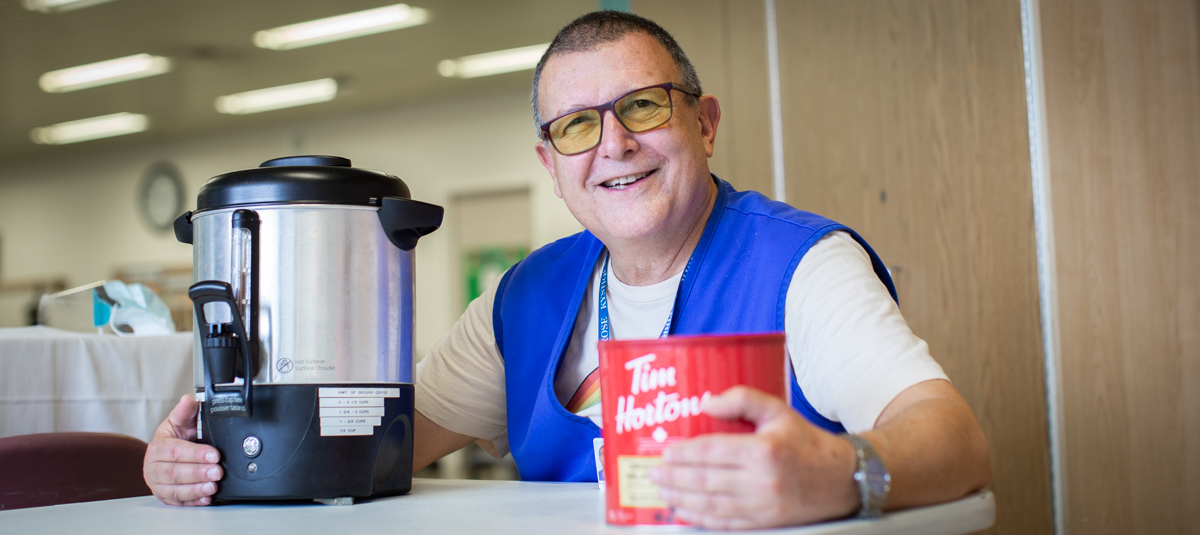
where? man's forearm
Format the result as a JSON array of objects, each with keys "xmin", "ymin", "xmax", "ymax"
[
  {"xmin": 413, "ymin": 410, "xmax": 477, "ymax": 472},
  {"xmin": 860, "ymin": 380, "xmax": 992, "ymax": 510}
]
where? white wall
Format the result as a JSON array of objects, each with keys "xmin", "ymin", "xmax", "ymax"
[{"xmin": 0, "ymin": 88, "xmax": 583, "ymax": 357}]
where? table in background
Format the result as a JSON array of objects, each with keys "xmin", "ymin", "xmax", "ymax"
[
  {"xmin": 0, "ymin": 479, "xmax": 994, "ymax": 535},
  {"xmin": 0, "ymin": 326, "xmax": 192, "ymax": 443}
]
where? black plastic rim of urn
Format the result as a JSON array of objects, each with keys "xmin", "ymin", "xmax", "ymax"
[{"xmin": 194, "ymin": 155, "xmax": 412, "ymax": 213}]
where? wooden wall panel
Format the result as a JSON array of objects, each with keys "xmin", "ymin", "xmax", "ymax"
[
  {"xmin": 775, "ymin": 2, "xmax": 1052, "ymax": 534},
  {"xmin": 636, "ymin": 0, "xmax": 773, "ymax": 195},
  {"xmin": 1039, "ymin": 0, "xmax": 1200, "ymax": 532}
]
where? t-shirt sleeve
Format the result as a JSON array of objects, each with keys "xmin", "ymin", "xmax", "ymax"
[
  {"xmin": 415, "ymin": 274, "xmax": 510, "ymax": 456},
  {"xmin": 786, "ymin": 231, "xmax": 949, "ymax": 434}
]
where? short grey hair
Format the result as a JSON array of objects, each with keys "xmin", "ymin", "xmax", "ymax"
[{"xmin": 531, "ymin": 11, "xmax": 703, "ymax": 137}]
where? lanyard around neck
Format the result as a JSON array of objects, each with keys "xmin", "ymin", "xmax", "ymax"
[{"xmin": 597, "ymin": 252, "xmax": 692, "ymax": 342}]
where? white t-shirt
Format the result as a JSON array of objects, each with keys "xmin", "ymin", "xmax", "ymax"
[{"xmin": 415, "ymin": 231, "xmax": 947, "ymax": 457}]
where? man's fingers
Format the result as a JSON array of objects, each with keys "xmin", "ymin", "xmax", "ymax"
[
  {"xmin": 178, "ymin": 496, "xmax": 214, "ymax": 507},
  {"xmin": 658, "ymin": 487, "xmax": 747, "ymax": 519},
  {"xmin": 150, "ymin": 436, "xmax": 220, "ymax": 465},
  {"xmin": 161, "ymin": 459, "xmax": 222, "ymax": 486},
  {"xmin": 661, "ymin": 433, "xmax": 758, "ymax": 466},
  {"xmin": 154, "ymin": 482, "xmax": 217, "ymax": 506},
  {"xmin": 144, "ymin": 437, "xmax": 222, "ymax": 492},
  {"xmin": 146, "ymin": 457, "xmax": 222, "ymax": 489},
  {"xmin": 703, "ymin": 386, "xmax": 792, "ymax": 426},
  {"xmin": 652, "ymin": 464, "xmax": 744, "ymax": 493}
]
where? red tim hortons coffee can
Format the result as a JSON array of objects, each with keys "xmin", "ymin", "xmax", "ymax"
[{"xmin": 598, "ymin": 332, "xmax": 786, "ymax": 526}]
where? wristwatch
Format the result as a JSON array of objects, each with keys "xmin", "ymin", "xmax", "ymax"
[{"xmin": 842, "ymin": 433, "xmax": 890, "ymax": 518}]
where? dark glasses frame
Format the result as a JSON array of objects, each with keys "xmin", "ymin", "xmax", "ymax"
[{"xmin": 539, "ymin": 82, "xmax": 702, "ymax": 156}]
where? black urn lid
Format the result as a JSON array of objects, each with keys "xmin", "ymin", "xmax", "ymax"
[{"xmin": 194, "ymin": 155, "xmax": 411, "ymax": 212}]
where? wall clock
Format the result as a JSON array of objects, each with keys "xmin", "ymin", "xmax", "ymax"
[{"xmin": 139, "ymin": 161, "xmax": 185, "ymax": 234}]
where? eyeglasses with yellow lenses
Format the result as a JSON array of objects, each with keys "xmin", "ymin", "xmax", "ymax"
[{"xmin": 539, "ymin": 82, "xmax": 701, "ymax": 156}]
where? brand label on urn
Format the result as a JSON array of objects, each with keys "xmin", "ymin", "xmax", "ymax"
[{"xmin": 209, "ymin": 390, "xmax": 250, "ymax": 419}]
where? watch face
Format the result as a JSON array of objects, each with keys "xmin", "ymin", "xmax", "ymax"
[
  {"xmin": 139, "ymin": 161, "xmax": 185, "ymax": 233},
  {"xmin": 865, "ymin": 457, "xmax": 891, "ymax": 496}
]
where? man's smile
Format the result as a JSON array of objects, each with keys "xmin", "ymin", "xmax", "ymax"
[{"xmin": 601, "ymin": 169, "xmax": 656, "ymax": 189}]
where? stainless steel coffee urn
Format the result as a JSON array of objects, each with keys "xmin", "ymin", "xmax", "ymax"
[{"xmin": 173, "ymin": 155, "xmax": 442, "ymax": 503}]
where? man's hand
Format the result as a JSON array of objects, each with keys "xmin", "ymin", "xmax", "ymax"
[
  {"xmin": 143, "ymin": 395, "xmax": 223, "ymax": 506},
  {"xmin": 650, "ymin": 380, "xmax": 992, "ymax": 530},
  {"xmin": 649, "ymin": 386, "xmax": 858, "ymax": 530}
]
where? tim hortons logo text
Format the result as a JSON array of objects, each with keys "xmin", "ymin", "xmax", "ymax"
[{"xmin": 614, "ymin": 353, "xmax": 711, "ymax": 434}]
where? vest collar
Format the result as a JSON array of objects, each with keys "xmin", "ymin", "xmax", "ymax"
[{"xmin": 671, "ymin": 175, "xmax": 730, "ymax": 332}]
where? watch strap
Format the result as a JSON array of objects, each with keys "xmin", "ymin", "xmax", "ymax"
[{"xmin": 842, "ymin": 433, "xmax": 890, "ymax": 518}]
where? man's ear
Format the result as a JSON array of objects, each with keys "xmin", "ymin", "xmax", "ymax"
[
  {"xmin": 535, "ymin": 141, "xmax": 564, "ymax": 198},
  {"xmin": 696, "ymin": 95, "xmax": 721, "ymax": 158}
]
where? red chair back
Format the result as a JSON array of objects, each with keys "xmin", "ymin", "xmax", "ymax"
[{"xmin": 0, "ymin": 432, "xmax": 151, "ymax": 510}]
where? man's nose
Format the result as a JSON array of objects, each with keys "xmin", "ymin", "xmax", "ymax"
[{"xmin": 595, "ymin": 109, "xmax": 638, "ymax": 159}]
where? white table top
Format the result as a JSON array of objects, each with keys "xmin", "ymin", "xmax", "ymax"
[{"xmin": 0, "ymin": 478, "xmax": 994, "ymax": 535}]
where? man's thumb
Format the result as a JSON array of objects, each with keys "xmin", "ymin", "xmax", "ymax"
[
  {"xmin": 164, "ymin": 394, "xmax": 199, "ymax": 436},
  {"xmin": 702, "ymin": 386, "xmax": 790, "ymax": 426}
]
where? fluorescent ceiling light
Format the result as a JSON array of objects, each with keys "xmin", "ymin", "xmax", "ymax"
[
  {"xmin": 215, "ymin": 78, "xmax": 338, "ymax": 115},
  {"xmin": 40, "ymin": 54, "xmax": 171, "ymax": 93},
  {"xmin": 30, "ymin": 112, "xmax": 148, "ymax": 145},
  {"xmin": 23, "ymin": 0, "xmax": 116, "ymax": 13},
  {"xmin": 254, "ymin": 4, "xmax": 429, "ymax": 50},
  {"xmin": 438, "ymin": 43, "xmax": 549, "ymax": 79}
]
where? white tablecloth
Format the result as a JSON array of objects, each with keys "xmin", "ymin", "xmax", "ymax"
[{"xmin": 0, "ymin": 326, "xmax": 192, "ymax": 443}]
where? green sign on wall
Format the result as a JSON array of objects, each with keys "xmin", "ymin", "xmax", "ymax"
[{"xmin": 463, "ymin": 246, "xmax": 529, "ymax": 308}]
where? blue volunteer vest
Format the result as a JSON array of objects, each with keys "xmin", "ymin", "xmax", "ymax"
[{"xmin": 493, "ymin": 177, "xmax": 895, "ymax": 481}]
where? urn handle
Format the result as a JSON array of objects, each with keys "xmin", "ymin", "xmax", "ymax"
[
  {"xmin": 173, "ymin": 211, "xmax": 193, "ymax": 244},
  {"xmin": 377, "ymin": 197, "xmax": 444, "ymax": 251}
]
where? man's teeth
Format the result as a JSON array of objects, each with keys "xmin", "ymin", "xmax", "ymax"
[{"xmin": 602, "ymin": 172, "xmax": 649, "ymax": 189}]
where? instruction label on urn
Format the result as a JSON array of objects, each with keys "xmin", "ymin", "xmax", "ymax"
[{"xmin": 318, "ymin": 387, "xmax": 399, "ymax": 436}]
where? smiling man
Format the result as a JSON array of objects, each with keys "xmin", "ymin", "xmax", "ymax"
[
  {"xmin": 415, "ymin": 11, "xmax": 991, "ymax": 528},
  {"xmin": 143, "ymin": 11, "xmax": 990, "ymax": 529}
]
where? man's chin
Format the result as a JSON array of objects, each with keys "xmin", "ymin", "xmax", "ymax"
[{"xmin": 592, "ymin": 219, "xmax": 670, "ymax": 245}]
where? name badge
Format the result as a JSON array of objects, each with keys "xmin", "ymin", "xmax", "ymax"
[{"xmin": 593, "ymin": 437, "xmax": 606, "ymax": 489}]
